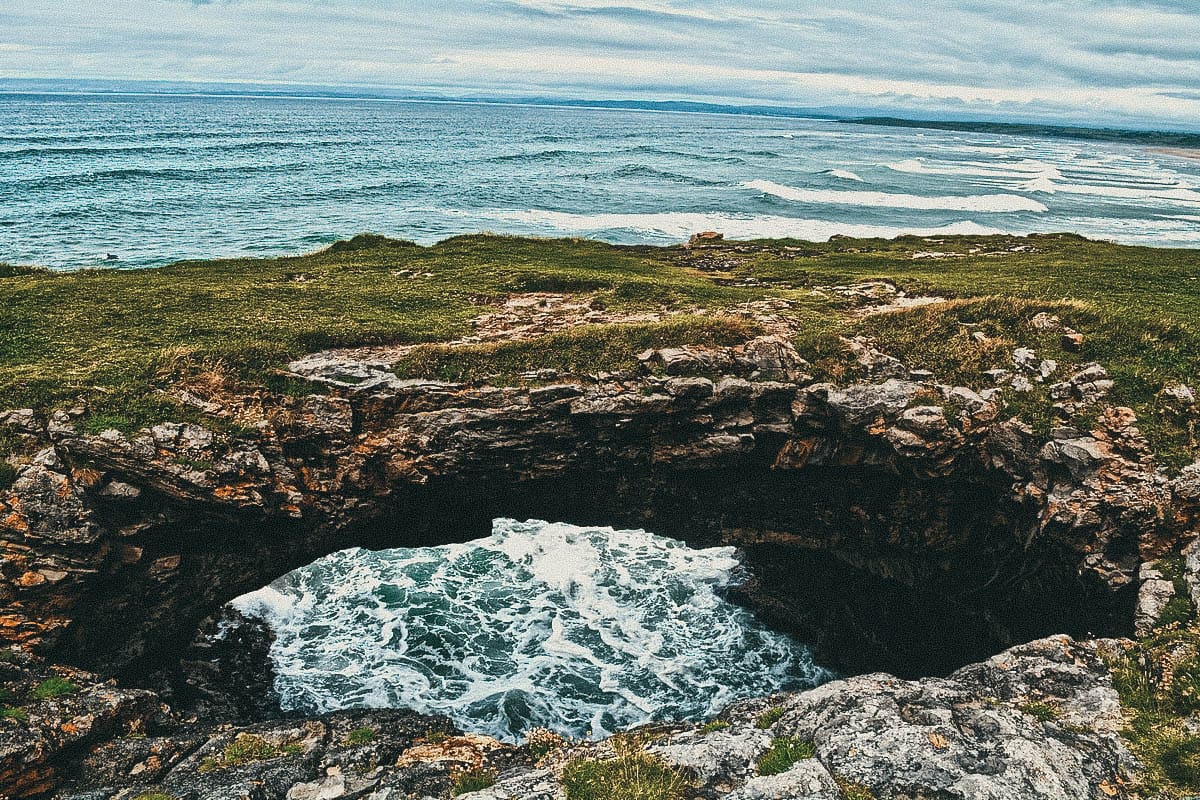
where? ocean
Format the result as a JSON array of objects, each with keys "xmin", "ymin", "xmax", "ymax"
[
  {"xmin": 232, "ymin": 520, "xmax": 829, "ymax": 742},
  {"xmin": 3, "ymin": 91, "xmax": 1200, "ymax": 270}
]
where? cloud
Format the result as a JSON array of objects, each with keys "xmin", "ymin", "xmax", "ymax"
[{"xmin": 1, "ymin": 0, "xmax": 1198, "ymax": 127}]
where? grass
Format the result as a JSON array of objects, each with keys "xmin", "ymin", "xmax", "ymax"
[
  {"xmin": 345, "ymin": 726, "xmax": 376, "ymax": 746},
  {"xmin": 0, "ymin": 706, "xmax": 28, "ymax": 722},
  {"xmin": 198, "ymin": 733, "xmax": 301, "ymax": 772},
  {"xmin": 131, "ymin": 794, "xmax": 177, "ymax": 800},
  {"xmin": 392, "ymin": 316, "xmax": 759, "ymax": 383},
  {"xmin": 1018, "ymin": 701, "xmax": 1059, "ymax": 722},
  {"xmin": 30, "ymin": 676, "xmax": 77, "ymax": 700},
  {"xmin": 451, "ymin": 768, "xmax": 497, "ymax": 796},
  {"xmin": 755, "ymin": 706, "xmax": 785, "ymax": 729},
  {"xmin": 700, "ymin": 720, "xmax": 730, "ymax": 734},
  {"xmin": 834, "ymin": 776, "xmax": 878, "ymax": 800},
  {"xmin": 0, "ymin": 232, "xmax": 1194, "ymax": 465},
  {"xmin": 1105, "ymin": 563, "xmax": 1200, "ymax": 799},
  {"xmin": 526, "ymin": 727, "xmax": 568, "ymax": 760},
  {"xmin": 562, "ymin": 752, "xmax": 688, "ymax": 800},
  {"xmin": 756, "ymin": 736, "xmax": 816, "ymax": 776}
]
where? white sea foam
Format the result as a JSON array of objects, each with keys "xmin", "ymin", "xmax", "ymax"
[
  {"xmin": 886, "ymin": 158, "xmax": 1063, "ymax": 182},
  {"xmin": 741, "ymin": 179, "xmax": 1048, "ymax": 213},
  {"xmin": 233, "ymin": 519, "xmax": 830, "ymax": 742},
  {"xmin": 826, "ymin": 168, "xmax": 865, "ymax": 182},
  {"xmin": 1020, "ymin": 181, "xmax": 1200, "ymax": 204},
  {"xmin": 487, "ymin": 209, "xmax": 1005, "ymax": 241}
]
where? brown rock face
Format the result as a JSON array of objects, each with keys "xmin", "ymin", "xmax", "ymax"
[{"xmin": 0, "ymin": 337, "xmax": 1176, "ymax": 689}]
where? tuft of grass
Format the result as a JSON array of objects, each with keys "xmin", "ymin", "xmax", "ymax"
[
  {"xmin": 526, "ymin": 727, "xmax": 567, "ymax": 760},
  {"xmin": 756, "ymin": 736, "xmax": 816, "ymax": 776},
  {"xmin": 1159, "ymin": 597, "xmax": 1196, "ymax": 629},
  {"xmin": 1, "ymin": 706, "xmax": 28, "ymax": 722},
  {"xmin": 198, "ymin": 733, "xmax": 299, "ymax": 772},
  {"xmin": 1018, "ymin": 701, "xmax": 1059, "ymax": 722},
  {"xmin": 755, "ymin": 706, "xmax": 785, "ymax": 730},
  {"xmin": 345, "ymin": 726, "xmax": 376, "ymax": 746},
  {"xmin": 700, "ymin": 720, "xmax": 730, "ymax": 734},
  {"xmin": 562, "ymin": 752, "xmax": 688, "ymax": 800},
  {"xmin": 834, "ymin": 775, "xmax": 878, "ymax": 800},
  {"xmin": 30, "ymin": 676, "xmax": 78, "ymax": 700},
  {"xmin": 451, "ymin": 768, "xmax": 497, "ymax": 796},
  {"xmin": 131, "ymin": 794, "xmax": 177, "ymax": 800}
]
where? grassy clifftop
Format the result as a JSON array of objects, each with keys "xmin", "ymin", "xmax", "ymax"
[{"xmin": 1, "ymin": 230, "xmax": 1199, "ymax": 462}]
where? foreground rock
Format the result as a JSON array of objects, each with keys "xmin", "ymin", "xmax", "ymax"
[
  {"xmin": 476, "ymin": 637, "xmax": 1134, "ymax": 800},
  {"xmin": 0, "ymin": 636, "xmax": 1131, "ymax": 799}
]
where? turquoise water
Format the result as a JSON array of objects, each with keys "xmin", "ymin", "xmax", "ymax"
[
  {"xmin": 232, "ymin": 519, "xmax": 829, "ymax": 742},
  {"xmin": 3, "ymin": 92, "xmax": 1200, "ymax": 270}
]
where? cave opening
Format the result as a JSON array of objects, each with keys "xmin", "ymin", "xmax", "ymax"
[
  {"xmin": 183, "ymin": 518, "xmax": 834, "ymax": 742},
  {"xmin": 48, "ymin": 458, "xmax": 1136, "ymax": 722}
]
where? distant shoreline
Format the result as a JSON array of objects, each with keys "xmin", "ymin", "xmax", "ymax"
[{"xmin": 1153, "ymin": 147, "xmax": 1200, "ymax": 161}]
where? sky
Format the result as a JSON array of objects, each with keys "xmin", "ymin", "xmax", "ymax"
[{"xmin": 4, "ymin": 1, "xmax": 1200, "ymax": 128}]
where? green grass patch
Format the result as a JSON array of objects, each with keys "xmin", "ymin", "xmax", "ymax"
[
  {"xmin": 1018, "ymin": 701, "xmax": 1059, "ymax": 722},
  {"xmin": 562, "ymin": 751, "xmax": 688, "ymax": 800},
  {"xmin": 198, "ymin": 733, "xmax": 300, "ymax": 772},
  {"xmin": 345, "ymin": 726, "xmax": 376, "ymax": 746},
  {"xmin": 1, "ymin": 706, "xmax": 28, "ymax": 722},
  {"xmin": 4, "ymin": 232, "xmax": 1200, "ymax": 464},
  {"xmin": 131, "ymin": 794, "xmax": 177, "ymax": 800},
  {"xmin": 755, "ymin": 706, "xmax": 785, "ymax": 729},
  {"xmin": 451, "ymin": 768, "xmax": 497, "ymax": 796},
  {"xmin": 700, "ymin": 720, "xmax": 730, "ymax": 734},
  {"xmin": 30, "ymin": 676, "xmax": 77, "ymax": 699},
  {"xmin": 756, "ymin": 736, "xmax": 816, "ymax": 776}
]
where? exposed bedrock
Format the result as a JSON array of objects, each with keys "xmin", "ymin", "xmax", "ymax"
[{"xmin": 0, "ymin": 336, "xmax": 1179, "ymax": 686}]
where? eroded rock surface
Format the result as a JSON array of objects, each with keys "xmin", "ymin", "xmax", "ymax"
[{"xmin": 474, "ymin": 637, "xmax": 1133, "ymax": 800}]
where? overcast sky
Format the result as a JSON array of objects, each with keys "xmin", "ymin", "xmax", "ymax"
[{"xmin": 5, "ymin": 1, "xmax": 1200, "ymax": 127}]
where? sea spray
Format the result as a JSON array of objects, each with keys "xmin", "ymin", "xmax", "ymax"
[{"xmin": 233, "ymin": 519, "xmax": 831, "ymax": 742}]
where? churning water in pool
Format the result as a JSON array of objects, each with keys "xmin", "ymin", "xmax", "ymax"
[{"xmin": 231, "ymin": 519, "xmax": 829, "ymax": 742}]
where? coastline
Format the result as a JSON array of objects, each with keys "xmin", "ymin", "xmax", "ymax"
[{"xmin": 1153, "ymin": 146, "xmax": 1200, "ymax": 161}]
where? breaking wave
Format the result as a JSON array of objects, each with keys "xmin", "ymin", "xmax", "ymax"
[{"xmin": 741, "ymin": 179, "xmax": 1048, "ymax": 213}]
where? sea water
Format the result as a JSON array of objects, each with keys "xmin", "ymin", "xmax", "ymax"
[
  {"xmin": 3, "ymin": 91, "xmax": 1200, "ymax": 270},
  {"xmin": 232, "ymin": 519, "xmax": 829, "ymax": 742}
]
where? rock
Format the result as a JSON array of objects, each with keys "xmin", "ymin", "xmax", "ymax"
[
  {"xmin": 1031, "ymin": 313, "xmax": 1063, "ymax": 332},
  {"xmin": 1011, "ymin": 375, "xmax": 1034, "ymax": 393},
  {"xmin": 1062, "ymin": 332, "xmax": 1085, "ymax": 351},
  {"xmin": 1159, "ymin": 382, "xmax": 1196, "ymax": 415},
  {"xmin": 664, "ymin": 377, "xmax": 715, "ymax": 400},
  {"xmin": 1041, "ymin": 437, "xmax": 1108, "ymax": 479},
  {"xmin": 688, "ymin": 231, "xmax": 724, "ymax": 246},
  {"xmin": 725, "ymin": 760, "xmax": 842, "ymax": 800},
  {"xmin": 1183, "ymin": 537, "xmax": 1200, "ymax": 610},
  {"xmin": 481, "ymin": 637, "xmax": 1130, "ymax": 800},
  {"xmin": 98, "ymin": 480, "xmax": 141, "ymax": 500},
  {"xmin": 1013, "ymin": 347, "xmax": 1039, "ymax": 372},
  {"xmin": 823, "ymin": 380, "xmax": 921, "ymax": 427},
  {"xmin": 1135, "ymin": 564, "xmax": 1176, "ymax": 636},
  {"xmin": 946, "ymin": 386, "xmax": 989, "ymax": 414}
]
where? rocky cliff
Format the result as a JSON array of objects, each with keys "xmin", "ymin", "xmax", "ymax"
[{"xmin": 0, "ymin": 290, "xmax": 1195, "ymax": 798}]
